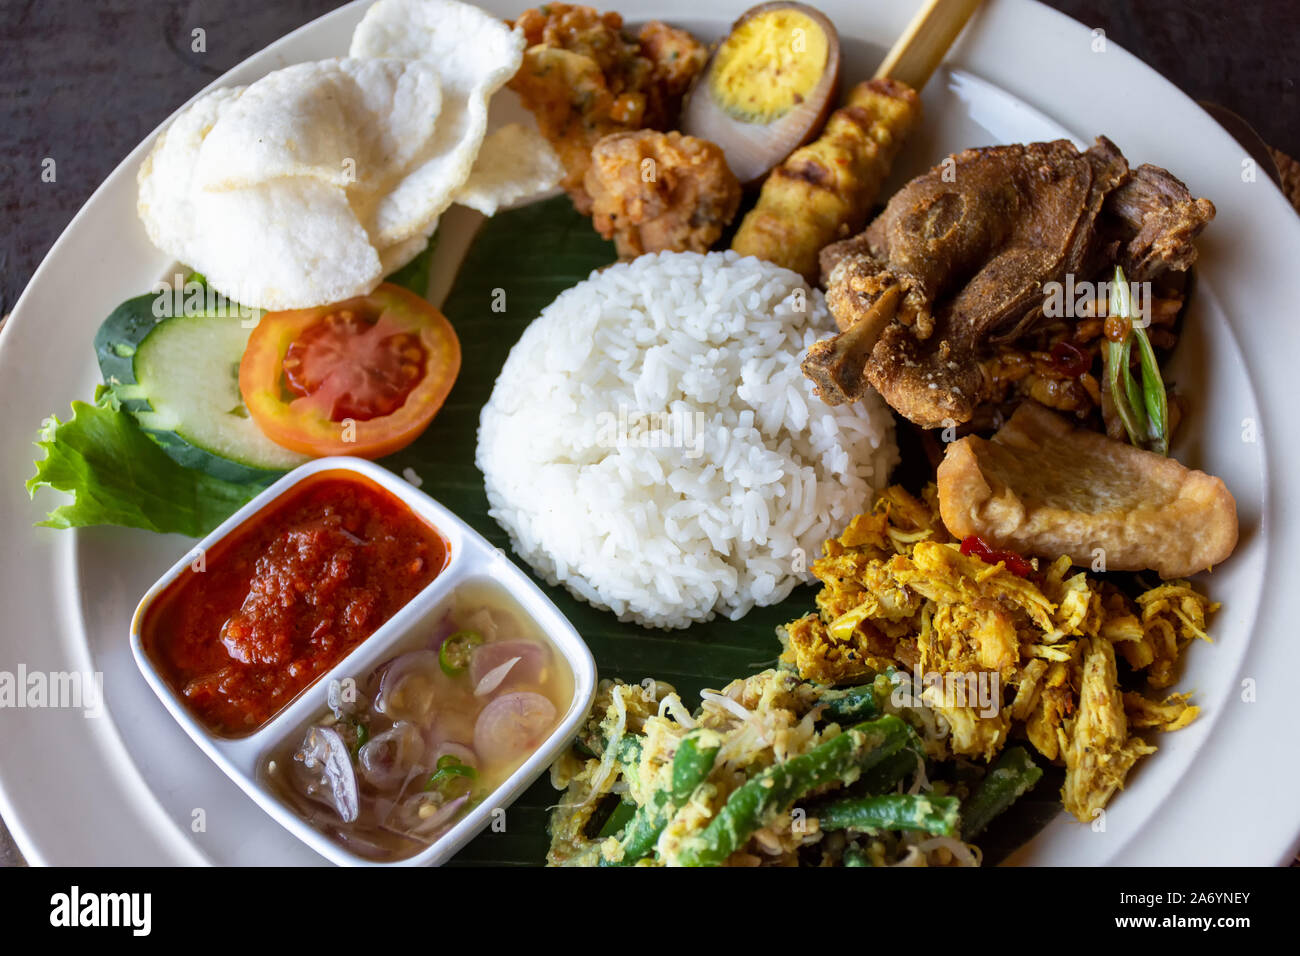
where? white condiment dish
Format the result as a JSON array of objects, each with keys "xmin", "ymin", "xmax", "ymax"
[{"xmin": 129, "ymin": 456, "xmax": 597, "ymax": 866}]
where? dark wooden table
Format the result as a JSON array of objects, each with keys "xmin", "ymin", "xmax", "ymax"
[{"xmin": 0, "ymin": 0, "xmax": 1296, "ymax": 867}]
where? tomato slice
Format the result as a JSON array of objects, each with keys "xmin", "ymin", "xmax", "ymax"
[{"xmin": 239, "ymin": 284, "xmax": 461, "ymax": 459}]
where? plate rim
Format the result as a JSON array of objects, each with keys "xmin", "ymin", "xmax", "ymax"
[{"xmin": 2, "ymin": 0, "xmax": 1299, "ymax": 866}]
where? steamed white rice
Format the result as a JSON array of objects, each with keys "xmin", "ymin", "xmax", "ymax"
[{"xmin": 476, "ymin": 251, "xmax": 897, "ymax": 630}]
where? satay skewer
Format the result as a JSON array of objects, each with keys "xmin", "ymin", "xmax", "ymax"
[{"xmin": 730, "ymin": 0, "xmax": 982, "ymax": 282}]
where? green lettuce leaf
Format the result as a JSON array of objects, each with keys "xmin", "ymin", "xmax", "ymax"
[
  {"xmin": 27, "ymin": 391, "xmax": 258, "ymax": 536},
  {"xmin": 28, "ymin": 239, "xmax": 440, "ymax": 538}
]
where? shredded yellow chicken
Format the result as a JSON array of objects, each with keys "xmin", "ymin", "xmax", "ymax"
[{"xmin": 780, "ymin": 485, "xmax": 1216, "ymax": 822}]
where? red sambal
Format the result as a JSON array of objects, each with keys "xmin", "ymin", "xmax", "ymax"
[{"xmin": 142, "ymin": 471, "xmax": 448, "ymax": 737}]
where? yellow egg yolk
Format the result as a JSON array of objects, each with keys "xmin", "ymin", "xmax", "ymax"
[{"xmin": 708, "ymin": 9, "xmax": 829, "ymax": 124}]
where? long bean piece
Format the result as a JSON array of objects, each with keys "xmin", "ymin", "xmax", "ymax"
[
  {"xmin": 961, "ymin": 745, "xmax": 1043, "ymax": 839},
  {"xmin": 820, "ymin": 683, "xmax": 880, "ymax": 723},
  {"xmin": 601, "ymin": 731, "xmax": 720, "ymax": 866},
  {"xmin": 596, "ymin": 799, "xmax": 637, "ymax": 839},
  {"xmin": 843, "ymin": 845, "xmax": 873, "ymax": 867},
  {"xmin": 814, "ymin": 793, "xmax": 960, "ymax": 836},
  {"xmin": 677, "ymin": 715, "xmax": 911, "ymax": 867},
  {"xmin": 856, "ymin": 747, "xmax": 924, "ymax": 795}
]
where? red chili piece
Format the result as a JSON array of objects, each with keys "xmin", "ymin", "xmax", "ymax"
[
  {"xmin": 959, "ymin": 535, "xmax": 1034, "ymax": 577},
  {"xmin": 1049, "ymin": 341, "xmax": 1091, "ymax": 378}
]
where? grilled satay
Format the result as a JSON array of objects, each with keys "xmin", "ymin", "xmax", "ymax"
[{"xmin": 730, "ymin": 77, "xmax": 922, "ymax": 283}]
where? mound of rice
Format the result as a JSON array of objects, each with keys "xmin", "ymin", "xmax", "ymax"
[{"xmin": 476, "ymin": 251, "xmax": 897, "ymax": 629}]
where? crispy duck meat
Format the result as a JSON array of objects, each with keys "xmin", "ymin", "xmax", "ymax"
[
  {"xmin": 1104, "ymin": 163, "xmax": 1218, "ymax": 279},
  {"xmin": 803, "ymin": 137, "xmax": 1215, "ymax": 428}
]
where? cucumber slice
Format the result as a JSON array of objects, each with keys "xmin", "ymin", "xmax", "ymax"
[{"xmin": 95, "ymin": 293, "xmax": 308, "ymax": 482}]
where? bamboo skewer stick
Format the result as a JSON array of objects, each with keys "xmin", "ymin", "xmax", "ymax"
[
  {"xmin": 875, "ymin": 0, "xmax": 984, "ymax": 91},
  {"xmin": 730, "ymin": 0, "xmax": 981, "ymax": 280}
]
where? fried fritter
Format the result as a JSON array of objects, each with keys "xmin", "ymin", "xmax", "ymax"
[
  {"xmin": 508, "ymin": 4, "xmax": 707, "ymax": 214},
  {"xmin": 585, "ymin": 130, "xmax": 741, "ymax": 258}
]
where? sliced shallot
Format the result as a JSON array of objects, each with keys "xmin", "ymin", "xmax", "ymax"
[
  {"xmin": 432, "ymin": 741, "xmax": 478, "ymax": 770},
  {"xmin": 292, "ymin": 725, "xmax": 360, "ymax": 823},
  {"xmin": 462, "ymin": 607, "xmax": 499, "ymax": 643},
  {"xmin": 473, "ymin": 691, "xmax": 558, "ymax": 765},
  {"xmin": 358, "ymin": 721, "xmax": 426, "ymax": 791},
  {"xmin": 375, "ymin": 649, "xmax": 443, "ymax": 725},
  {"xmin": 392, "ymin": 792, "xmax": 471, "ymax": 837},
  {"xmin": 474, "ymin": 656, "xmax": 522, "ymax": 697},
  {"xmin": 469, "ymin": 640, "xmax": 547, "ymax": 689}
]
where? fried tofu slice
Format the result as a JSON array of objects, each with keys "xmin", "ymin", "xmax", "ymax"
[{"xmin": 937, "ymin": 402, "xmax": 1237, "ymax": 579}]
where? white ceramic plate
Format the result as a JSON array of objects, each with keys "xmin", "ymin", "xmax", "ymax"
[{"xmin": 2, "ymin": 0, "xmax": 1298, "ymax": 866}]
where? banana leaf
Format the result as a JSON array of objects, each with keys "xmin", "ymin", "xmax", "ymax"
[
  {"xmin": 385, "ymin": 196, "xmax": 1056, "ymax": 866},
  {"xmin": 382, "ymin": 197, "xmax": 813, "ymax": 865}
]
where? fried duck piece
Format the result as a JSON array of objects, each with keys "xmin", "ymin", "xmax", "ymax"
[
  {"xmin": 936, "ymin": 401, "xmax": 1238, "ymax": 578},
  {"xmin": 509, "ymin": 4, "xmax": 707, "ymax": 215},
  {"xmin": 805, "ymin": 138, "xmax": 1215, "ymax": 428},
  {"xmin": 1104, "ymin": 164, "xmax": 1218, "ymax": 278},
  {"xmin": 585, "ymin": 130, "xmax": 741, "ymax": 259},
  {"xmin": 730, "ymin": 78, "xmax": 922, "ymax": 282},
  {"xmin": 805, "ymin": 139, "xmax": 1128, "ymax": 424}
]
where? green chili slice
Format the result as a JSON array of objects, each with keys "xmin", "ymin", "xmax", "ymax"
[
  {"xmin": 425, "ymin": 756, "xmax": 478, "ymax": 795},
  {"xmin": 348, "ymin": 718, "xmax": 370, "ymax": 758},
  {"xmin": 439, "ymin": 630, "xmax": 484, "ymax": 676}
]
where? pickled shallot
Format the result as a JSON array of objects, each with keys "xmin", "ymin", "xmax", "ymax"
[
  {"xmin": 474, "ymin": 693, "xmax": 558, "ymax": 765},
  {"xmin": 291, "ymin": 726, "xmax": 359, "ymax": 823},
  {"xmin": 470, "ymin": 641, "xmax": 547, "ymax": 689},
  {"xmin": 375, "ymin": 650, "xmax": 444, "ymax": 724},
  {"xmin": 264, "ymin": 581, "xmax": 572, "ymax": 861}
]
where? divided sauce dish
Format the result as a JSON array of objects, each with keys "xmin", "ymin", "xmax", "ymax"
[{"xmin": 129, "ymin": 456, "xmax": 597, "ymax": 866}]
